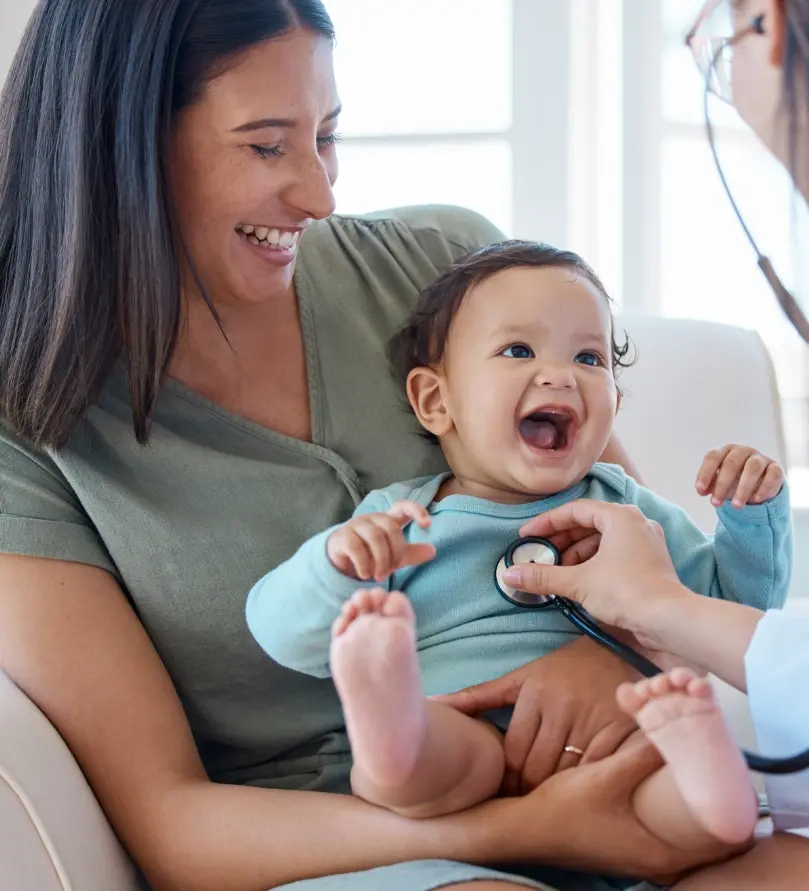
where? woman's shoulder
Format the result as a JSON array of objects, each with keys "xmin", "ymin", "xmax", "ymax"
[
  {"xmin": 351, "ymin": 204, "xmax": 505, "ymax": 250},
  {"xmin": 301, "ymin": 205, "xmax": 506, "ymax": 278}
]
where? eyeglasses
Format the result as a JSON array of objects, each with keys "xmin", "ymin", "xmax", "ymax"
[{"xmin": 685, "ymin": 0, "xmax": 764, "ymax": 104}]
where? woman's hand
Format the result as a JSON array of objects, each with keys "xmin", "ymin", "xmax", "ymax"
[
  {"xmin": 503, "ymin": 500, "xmax": 689, "ymax": 648},
  {"xmin": 433, "ymin": 636, "xmax": 643, "ymax": 794},
  {"xmin": 498, "ymin": 736, "xmax": 746, "ymax": 883}
]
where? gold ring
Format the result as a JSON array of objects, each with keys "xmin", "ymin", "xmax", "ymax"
[{"xmin": 563, "ymin": 745, "xmax": 584, "ymax": 757}]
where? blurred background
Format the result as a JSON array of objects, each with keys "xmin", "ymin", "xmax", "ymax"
[{"xmin": 3, "ymin": 0, "xmax": 808, "ymax": 493}]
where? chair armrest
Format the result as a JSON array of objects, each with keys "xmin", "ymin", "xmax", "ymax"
[{"xmin": 0, "ymin": 669, "xmax": 140, "ymax": 891}]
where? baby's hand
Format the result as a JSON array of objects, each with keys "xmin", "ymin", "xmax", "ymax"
[
  {"xmin": 696, "ymin": 444, "xmax": 785, "ymax": 509},
  {"xmin": 326, "ymin": 501, "xmax": 436, "ymax": 581}
]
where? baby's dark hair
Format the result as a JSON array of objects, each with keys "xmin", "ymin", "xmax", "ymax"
[
  {"xmin": 388, "ymin": 240, "xmax": 634, "ymax": 441},
  {"xmin": 390, "ymin": 239, "xmax": 633, "ymax": 383}
]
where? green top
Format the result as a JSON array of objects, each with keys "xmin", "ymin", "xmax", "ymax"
[{"xmin": 0, "ymin": 205, "xmax": 503, "ymax": 792}]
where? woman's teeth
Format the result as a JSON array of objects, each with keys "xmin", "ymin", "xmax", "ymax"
[{"xmin": 237, "ymin": 225, "xmax": 300, "ymax": 249}]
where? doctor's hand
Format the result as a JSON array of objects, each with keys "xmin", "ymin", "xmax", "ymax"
[{"xmin": 506, "ymin": 500, "xmax": 688, "ymax": 648}]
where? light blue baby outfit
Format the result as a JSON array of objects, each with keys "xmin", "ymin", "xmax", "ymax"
[{"xmin": 247, "ymin": 463, "xmax": 791, "ymax": 693}]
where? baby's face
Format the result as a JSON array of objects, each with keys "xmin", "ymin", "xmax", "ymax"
[{"xmin": 438, "ymin": 266, "xmax": 619, "ymax": 499}]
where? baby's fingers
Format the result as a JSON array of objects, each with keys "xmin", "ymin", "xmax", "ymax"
[
  {"xmin": 398, "ymin": 542, "xmax": 437, "ymax": 569},
  {"xmin": 341, "ymin": 533, "xmax": 375, "ymax": 580},
  {"xmin": 356, "ymin": 522, "xmax": 396, "ymax": 581},
  {"xmin": 387, "ymin": 500, "xmax": 432, "ymax": 529},
  {"xmin": 711, "ymin": 449, "xmax": 749, "ymax": 506},
  {"xmin": 752, "ymin": 462, "xmax": 785, "ymax": 504},
  {"xmin": 731, "ymin": 454, "xmax": 768, "ymax": 508},
  {"xmin": 696, "ymin": 446, "xmax": 730, "ymax": 496}
]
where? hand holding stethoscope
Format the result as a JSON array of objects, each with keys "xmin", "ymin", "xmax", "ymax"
[
  {"xmin": 500, "ymin": 499, "xmax": 809, "ymax": 774},
  {"xmin": 494, "ymin": 536, "xmax": 662, "ymax": 678}
]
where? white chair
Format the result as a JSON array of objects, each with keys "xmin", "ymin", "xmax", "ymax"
[
  {"xmin": 615, "ymin": 313, "xmax": 787, "ymax": 531},
  {"xmin": 0, "ymin": 672, "xmax": 139, "ymax": 890},
  {"xmin": 0, "ymin": 315, "xmax": 798, "ymax": 888}
]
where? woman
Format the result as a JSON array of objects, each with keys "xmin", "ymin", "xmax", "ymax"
[
  {"xmin": 491, "ymin": 1, "xmax": 809, "ymax": 887},
  {"xmin": 0, "ymin": 2, "xmax": 727, "ymax": 891}
]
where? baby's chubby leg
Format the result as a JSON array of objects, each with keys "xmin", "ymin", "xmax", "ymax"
[
  {"xmin": 620, "ymin": 668, "xmax": 757, "ymax": 850},
  {"xmin": 330, "ymin": 588, "xmax": 505, "ymax": 818}
]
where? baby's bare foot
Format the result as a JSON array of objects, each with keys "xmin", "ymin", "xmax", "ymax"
[
  {"xmin": 330, "ymin": 588, "xmax": 426, "ymax": 788},
  {"xmin": 618, "ymin": 668, "xmax": 757, "ymax": 845}
]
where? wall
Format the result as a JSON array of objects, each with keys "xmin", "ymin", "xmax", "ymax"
[{"xmin": 0, "ymin": 2, "xmax": 35, "ymax": 82}]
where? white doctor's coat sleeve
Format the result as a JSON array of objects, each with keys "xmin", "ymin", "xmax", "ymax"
[{"xmin": 745, "ymin": 609, "xmax": 809, "ymax": 830}]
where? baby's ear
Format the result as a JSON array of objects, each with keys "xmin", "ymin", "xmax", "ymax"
[{"xmin": 406, "ymin": 366, "xmax": 453, "ymax": 437}]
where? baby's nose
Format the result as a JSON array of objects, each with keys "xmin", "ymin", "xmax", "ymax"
[{"xmin": 537, "ymin": 363, "xmax": 576, "ymax": 388}]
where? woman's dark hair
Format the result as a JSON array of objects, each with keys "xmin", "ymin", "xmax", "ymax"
[
  {"xmin": 0, "ymin": 0, "xmax": 334, "ymax": 448},
  {"xmin": 390, "ymin": 239, "xmax": 633, "ymax": 388},
  {"xmin": 783, "ymin": 2, "xmax": 809, "ymax": 177}
]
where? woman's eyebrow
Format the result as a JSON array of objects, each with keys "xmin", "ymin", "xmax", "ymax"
[{"xmin": 231, "ymin": 104, "xmax": 342, "ymax": 133}]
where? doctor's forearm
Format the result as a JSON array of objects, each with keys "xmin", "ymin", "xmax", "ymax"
[{"xmin": 642, "ymin": 586, "xmax": 763, "ymax": 691}]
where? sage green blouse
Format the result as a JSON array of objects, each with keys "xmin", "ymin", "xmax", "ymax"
[{"xmin": 0, "ymin": 205, "xmax": 504, "ymax": 793}]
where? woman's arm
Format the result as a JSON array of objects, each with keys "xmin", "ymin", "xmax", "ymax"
[
  {"xmin": 0, "ymin": 553, "xmax": 724, "ymax": 889},
  {"xmin": 0, "ymin": 554, "xmax": 477, "ymax": 891},
  {"xmin": 510, "ymin": 500, "xmax": 761, "ymax": 691}
]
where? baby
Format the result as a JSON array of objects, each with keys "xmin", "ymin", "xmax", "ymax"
[{"xmin": 247, "ymin": 241, "xmax": 791, "ymax": 852}]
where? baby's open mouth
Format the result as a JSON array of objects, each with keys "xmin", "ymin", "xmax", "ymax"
[{"xmin": 518, "ymin": 409, "xmax": 575, "ymax": 451}]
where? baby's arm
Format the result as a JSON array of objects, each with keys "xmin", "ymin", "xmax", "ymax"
[
  {"xmin": 245, "ymin": 489, "xmax": 396, "ymax": 678},
  {"xmin": 707, "ymin": 486, "xmax": 791, "ymax": 609},
  {"xmin": 625, "ymin": 456, "xmax": 791, "ymax": 612}
]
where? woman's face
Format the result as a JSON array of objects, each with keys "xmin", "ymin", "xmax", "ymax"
[
  {"xmin": 731, "ymin": 0, "xmax": 795, "ymax": 171},
  {"xmin": 169, "ymin": 29, "xmax": 340, "ymax": 309}
]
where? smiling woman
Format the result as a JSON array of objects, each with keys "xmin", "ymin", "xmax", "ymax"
[
  {"xmin": 0, "ymin": 3, "xmax": 680, "ymax": 891},
  {"xmin": 168, "ymin": 26, "xmax": 340, "ymax": 316}
]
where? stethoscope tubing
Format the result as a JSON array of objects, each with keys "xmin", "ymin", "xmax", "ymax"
[{"xmin": 498, "ymin": 536, "xmax": 809, "ymax": 775}]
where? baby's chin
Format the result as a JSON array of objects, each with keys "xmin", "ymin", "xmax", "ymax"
[{"xmin": 506, "ymin": 458, "xmax": 595, "ymax": 500}]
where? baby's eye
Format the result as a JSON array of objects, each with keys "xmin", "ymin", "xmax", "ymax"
[
  {"xmin": 574, "ymin": 351, "xmax": 605, "ymax": 367},
  {"xmin": 501, "ymin": 343, "xmax": 534, "ymax": 359}
]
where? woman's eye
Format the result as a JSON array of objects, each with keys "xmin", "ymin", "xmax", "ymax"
[
  {"xmin": 250, "ymin": 145, "xmax": 283, "ymax": 160},
  {"xmin": 574, "ymin": 351, "xmax": 604, "ymax": 367},
  {"xmin": 317, "ymin": 132, "xmax": 342, "ymax": 150},
  {"xmin": 501, "ymin": 344, "xmax": 534, "ymax": 359},
  {"xmin": 251, "ymin": 134, "xmax": 341, "ymax": 160}
]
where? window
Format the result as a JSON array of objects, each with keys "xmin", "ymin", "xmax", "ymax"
[
  {"xmin": 328, "ymin": 0, "xmax": 514, "ymax": 235},
  {"xmin": 328, "ymin": 0, "xmax": 576, "ymax": 248}
]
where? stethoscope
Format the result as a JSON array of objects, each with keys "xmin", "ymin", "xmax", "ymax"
[{"xmin": 495, "ymin": 536, "xmax": 809, "ymax": 775}]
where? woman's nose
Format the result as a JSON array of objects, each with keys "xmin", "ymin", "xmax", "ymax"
[{"xmin": 283, "ymin": 151, "xmax": 337, "ymax": 221}]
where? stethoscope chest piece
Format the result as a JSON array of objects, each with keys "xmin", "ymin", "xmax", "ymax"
[{"xmin": 494, "ymin": 536, "xmax": 560, "ymax": 608}]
